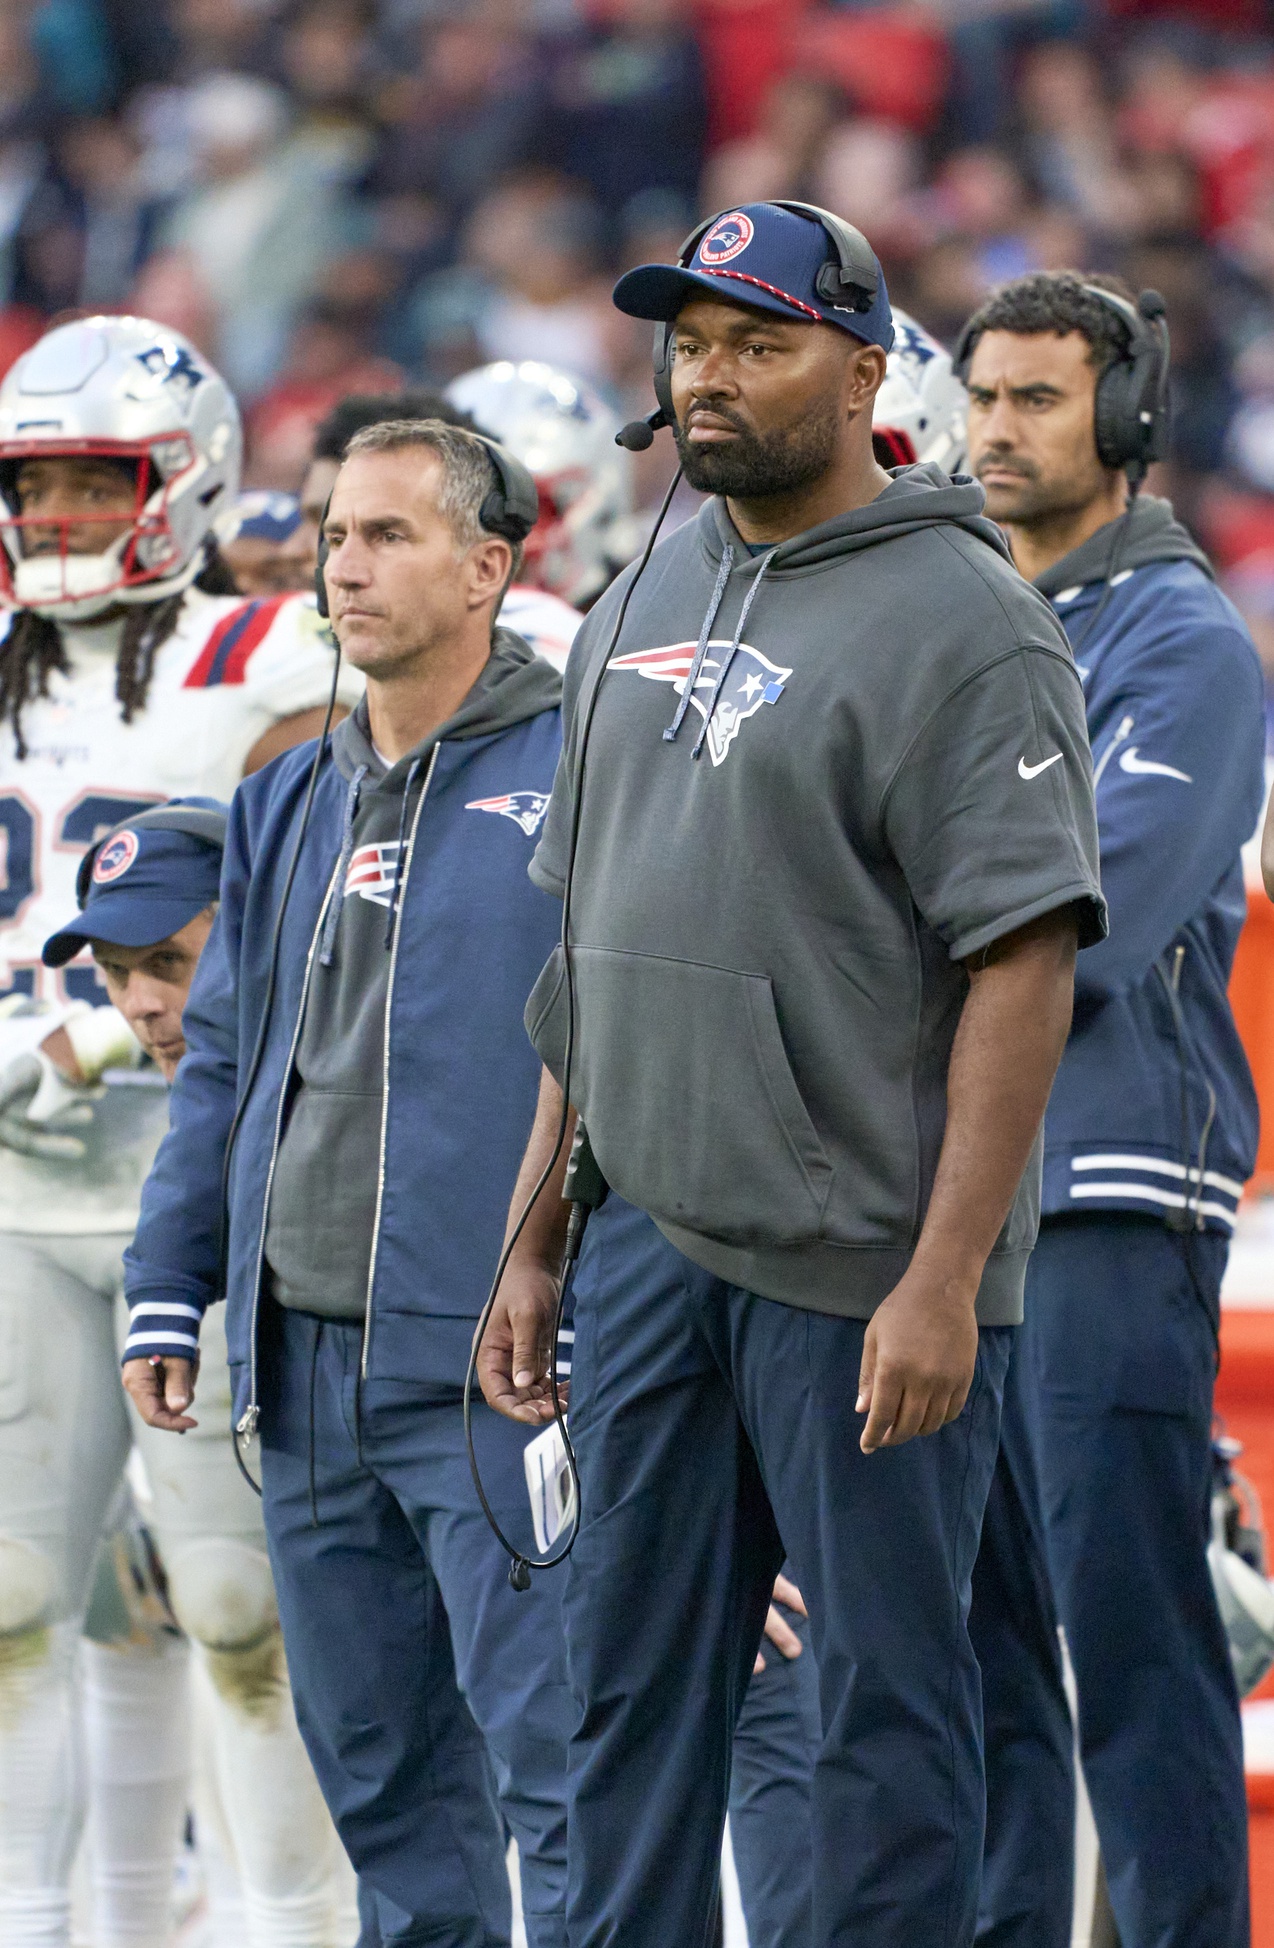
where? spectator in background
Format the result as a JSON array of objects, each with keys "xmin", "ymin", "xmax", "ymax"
[
  {"xmin": 701, "ymin": 72, "xmax": 845, "ymax": 211},
  {"xmin": 157, "ymin": 70, "xmax": 361, "ymax": 395},
  {"xmin": 543, "ymin": 0, "xmax": 707, "ymax": 219},
  {"xmin": 412, "ymin": 173, "xmax": 618, "ymax": 387},
  {"xmin": 246, "ymin": 256, "xmax": 405, "ymax": 486},
  {"xmin": 9, "ymin": 114, "xmax": 166, "ymax": 317}
]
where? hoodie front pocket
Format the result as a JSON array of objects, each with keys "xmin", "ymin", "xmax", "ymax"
[{"xmin": 529, "ymin": 945, "xmax": 833, "ymax": 1246}]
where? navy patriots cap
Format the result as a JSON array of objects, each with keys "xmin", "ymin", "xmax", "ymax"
[
  {"xmin": 613, "ymin": 203, "xmax": 894, "ymax": 351},
  {"xmin": 43, "ymin": 798, "xmax": 226, "ymax": 967}
]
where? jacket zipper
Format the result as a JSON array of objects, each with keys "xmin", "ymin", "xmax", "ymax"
[
  {"xmin": 236, "ymin": 861, "xmax": 341, "ymax": 1439},
  {"xmin": 361, "ymin": 745, "xmax": 440, "ymax": 1379},
  {"xmin": 1092, "ymin": 712, "xmax": 1133, "ymax": 789}
]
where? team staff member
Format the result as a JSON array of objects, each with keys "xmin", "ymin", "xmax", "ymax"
[
  {"xmin": 124, "ymin": 420, "xmax": 572, "ymax": 1947},
  {"xmin": 39, "ymin": 801, "xmax": 357, "ymax": 1945},
  {"xmin": 963, "ymin": 272, "xmax": 1264, "ymax": 1948},
  {"xmin": 481, "ymin": 201, "xmax": 1106, "ymax": 1948}
]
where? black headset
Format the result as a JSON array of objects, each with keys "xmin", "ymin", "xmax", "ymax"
[
  {"xmin": 76, "ymin": 802, "xmax": 228, "ymax": 908},
  {"xmin": 953, "ymin": 284, "xmax": 1171, "ymax": 487},
  {"xmin": 314, "ymin": 432, "xmax": 540, "ymax": 617},
  {"xmin": 619, "ymin": 202, "xmax": 883, "ymax": 452}
]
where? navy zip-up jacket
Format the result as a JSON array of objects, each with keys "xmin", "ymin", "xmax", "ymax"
[
  {"xmin": 1037, "ymin": 498, "xmax": 1264, "ymax": 1234},
  {"xmin": 124, "ymin": 633, "xmax": 562, "ymax": 1426}
]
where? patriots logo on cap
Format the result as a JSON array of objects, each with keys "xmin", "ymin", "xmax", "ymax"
[
  {"xmin": 93, "ymin": 830, "xmax": 139, "ymax": 883},
  {"xmin": 465, "ymin": 792, "xmax": 551, "ymax": 837},
  {"xmin": 698, "ymin": 212, "xmax": 754, "ymax": 267},
  {"xmin": 610, "ymin": 641, "xmax": 791, "ymax": 766},
  {"xmin": 345, "ymin": 840, "xmax": 403, "ymax": 906}
]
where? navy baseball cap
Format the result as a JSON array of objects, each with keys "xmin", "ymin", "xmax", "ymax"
[
  {"xmin": 43, "ymin": 799, "xmax": 226, "ymax": 968},
  {"xmin": 613, "ymin": 203, "xmax": 894, "ymax": 351}
]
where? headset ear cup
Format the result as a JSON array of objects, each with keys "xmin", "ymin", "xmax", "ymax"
[
  {"xmin": 1093, "ymin": 360, "xmax": 1134, "ymax": 472},
  {"xmin": 314, "ymin": 493, "xmax": 332, "ymax": 619},
  {"xmin": 652, "ymin": 324, "xmax": 675, "ymax": 428}
]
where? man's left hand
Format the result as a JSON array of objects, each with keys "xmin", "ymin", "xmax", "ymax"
[
  {"xmin": 754, "ymin": 1573, "xmax": 807, "ymax": 1674},
  {"xmin": 856, "ymin": 1264, "xmax": 979, "ymax": 1454}
]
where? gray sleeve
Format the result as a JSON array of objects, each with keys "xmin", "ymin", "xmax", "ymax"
[{"xmin": 883, "ymin": 645, "xmax": 1107, "ymax": 962}]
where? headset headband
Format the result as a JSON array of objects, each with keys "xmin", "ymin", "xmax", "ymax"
[{"xmin": 76, "ymin": 802, "xmax": 228, "ymax": 908}]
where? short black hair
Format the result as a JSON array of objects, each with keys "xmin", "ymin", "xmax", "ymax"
[
  {"xmin": 959, "ymin": 271, "xmax": 1137, "ymax": 378},
  {"xmin": 311, "ymin": 389, "xmax": 478, "ymax": 462}
]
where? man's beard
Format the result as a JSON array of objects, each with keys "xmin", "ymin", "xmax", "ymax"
[{"xmin": 674, "ymin": 399, "xmax": 842, "ymax": 499}]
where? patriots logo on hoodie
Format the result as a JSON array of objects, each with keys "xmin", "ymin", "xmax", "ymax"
[
  {"xmin": 465, "ymin": 792, "xmax": 551, "ymax": 837},
  {"xmin": 610, "ymin": 641, "xmax": 791, "ymax": 767}
]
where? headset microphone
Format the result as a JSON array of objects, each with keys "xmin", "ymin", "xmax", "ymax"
[{"xmin": 616, "ymin": 411, "xmax": 666, "ymax": 452}]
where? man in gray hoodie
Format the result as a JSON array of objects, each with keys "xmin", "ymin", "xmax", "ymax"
[{"xmin": 479, "ymin": 203, "xmax": 1107, "ymax": 1948}]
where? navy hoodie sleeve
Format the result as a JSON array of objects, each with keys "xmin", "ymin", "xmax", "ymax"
[
  {"xmin": 121, "ymin": 787, "xmax": 251, "ymax": 1361},
  {"xmin": 1075, "ymin": 578, "xmax": 1264, "ymax": 998}
]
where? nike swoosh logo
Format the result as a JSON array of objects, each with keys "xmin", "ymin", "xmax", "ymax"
[
  {"xmin": 1118, "ymin": 746, "xmax": 1193, "ymax": 784},
  {"xmin": 1018, "ymin": 752, "xmax": 1064, "ymax": 780}
]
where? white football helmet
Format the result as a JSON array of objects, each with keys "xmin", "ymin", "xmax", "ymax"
[
  {"xmin": 0, "ymin": 315, "xmax": 242, "ymax": 620},
  {"xmin": 873, "ymin": 308, "xmax": 968, "ymax": 475},
  {"xmin": 446, "ymin": 360, "xmax": 634, "ymax": 608}
]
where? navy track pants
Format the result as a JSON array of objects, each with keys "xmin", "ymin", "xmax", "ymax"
[
  {"xmin": 257, "ymin": 1303, "xmax": 572, "ymax": 1948},
  {"xmin": 563, "ymin": 1195, "xmax": 1012, "ymax": 1948},
  {"xmin": 975, "ymin": 1213, "xmax": 1248, "ymax": 1948},
  {"xmin": 728, "ymin": 1572, "xmax": 820, "ymax": 1948}
]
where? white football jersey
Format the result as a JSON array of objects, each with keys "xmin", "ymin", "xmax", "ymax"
[
  {"xmin": 0, "ymin": 586, "xmax": 362, "ymax": 1233},
  {"xmin": 498, "ymin": 582, "xmax": 581, "ymax": 674}
]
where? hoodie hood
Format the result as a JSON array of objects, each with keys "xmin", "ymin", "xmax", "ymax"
[
  {"xmin": 332, "ymin": 627, "xmax": 561, "ymax": 783},
  {"xmin": 1033, "ymin": 495, "xmax": 1213, "ymax": 598},
  {"xmin": 703, "ymin": 464, "xmax": 1013, "ymax": 574}
]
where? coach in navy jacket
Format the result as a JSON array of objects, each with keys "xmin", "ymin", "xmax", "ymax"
[
  {"xmin": 124, "ymin": 420, "xmax": 571, "ymax": 1948},
  {"xmin": 963, "ymin": 273, "xmax": 1264, "ymax": 1948}
]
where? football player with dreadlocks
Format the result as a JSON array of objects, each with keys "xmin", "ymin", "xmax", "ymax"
[{"xmin": 0, "ymin": 313, "xmax": 363, "ymax": 1948}]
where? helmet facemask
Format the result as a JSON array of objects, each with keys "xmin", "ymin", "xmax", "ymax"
[{"xmin": 0, "ymin": 435, "xmax": 208, "ymax": 621}]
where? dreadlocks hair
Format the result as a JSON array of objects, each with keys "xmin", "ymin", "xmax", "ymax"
[
  {"xmin": 1, "ymin": 541, "xmax": 241, "ymax": 759},
  {"xmin": 958, "ymin": 270, "xmax": 1138, "ymax": 381}
]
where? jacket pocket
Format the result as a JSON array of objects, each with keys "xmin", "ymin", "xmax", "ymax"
[{"xmin": 530, "ymin": 944, "xmax": 833, "ymax": 1246}]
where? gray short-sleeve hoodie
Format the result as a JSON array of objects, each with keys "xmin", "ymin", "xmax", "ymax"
[{"xmin": 527, "ymin": 466, "xmax": 1106, "ymax": 1324}]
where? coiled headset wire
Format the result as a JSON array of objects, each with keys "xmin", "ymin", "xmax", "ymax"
[{"xmin": 463, "ymin": 466, "xmax": 685, "ymax": 1590}]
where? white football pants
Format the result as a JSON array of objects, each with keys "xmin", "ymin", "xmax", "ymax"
[{"xmin": 0, "ymin": 1232, "xmax": 356, "ymax": 1947}]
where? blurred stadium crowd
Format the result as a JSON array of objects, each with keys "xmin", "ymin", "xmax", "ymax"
[{"xmin": 7, "ymin": 0, "xmax": 1274, "ymax": 672}]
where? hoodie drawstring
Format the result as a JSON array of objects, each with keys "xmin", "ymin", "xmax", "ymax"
[
  {"xmin": 320, "ymin": 763, "xmax": 369, "ymax": 967},
  {"xmin": 663, "ymin": 544, "xmax": 734, "ymax": 744},
  {"xmin": 384, "ymin": 755, "xmax": 425, "ymax": 950},
  {"xmin": 691, "ymin": 550, "xmax": 777, "ymax": 761}
]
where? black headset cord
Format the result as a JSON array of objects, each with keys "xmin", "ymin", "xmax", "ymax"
[
  {"xmin": 463, "ymin": 466, "xmax": 685, "ymax": 1590},
  {"xmin": 226, "ymin": 636, "xmax": 345, "ymax": 1497}
]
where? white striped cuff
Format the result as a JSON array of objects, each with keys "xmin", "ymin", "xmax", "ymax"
[
  {"xmin": 124, "ymin": 1301, "xmax": 201, "ymax": 1363},
  {"xmin": 1068, "ymin": 1152, "xmax": 1243, "ymax": 1230}
]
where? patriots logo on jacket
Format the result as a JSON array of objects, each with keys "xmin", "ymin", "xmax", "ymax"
[
  {"xmin": 610, "ymin": 641, "xmax": 791, "ymax": 767},
  {"xmin": 465, "ymin": 792, "xmax": 551, "ymax": 837},
  {"xmin": 345, "ymin": 840, "xmax": 402, "ymax": 906}
]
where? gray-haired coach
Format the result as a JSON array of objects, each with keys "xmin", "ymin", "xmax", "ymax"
[{"xmin": 480, "ymin": 202, "xmax": 1107, "ymax": 1948}]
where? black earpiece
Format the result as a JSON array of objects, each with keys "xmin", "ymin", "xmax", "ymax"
[
  {"xmin": 954, "ymin": 285, "xmax": 1170, "ymax": 488},
  {"xmin": 471, "ymin": 433, "xmax": 540, "ymax": 543},
  {"xmin": 615, "ymin": 202, "xmax": 881, "ymax": 450},
  {"xmin": 314, "ymin": 492, "xmax": 333, "ymax": 619},
  {"xmin": 76, "ymin": 803, "xmax": 228, "ymax": 908}
]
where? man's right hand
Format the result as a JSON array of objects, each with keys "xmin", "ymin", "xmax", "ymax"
[
  {"xmin": 477, "ymin": 1262, "xmax": 564, "ymax": 1425},
  {"xmin": 123, "ymin": 1355, "xmax": 198, "ymax": 1432}
]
